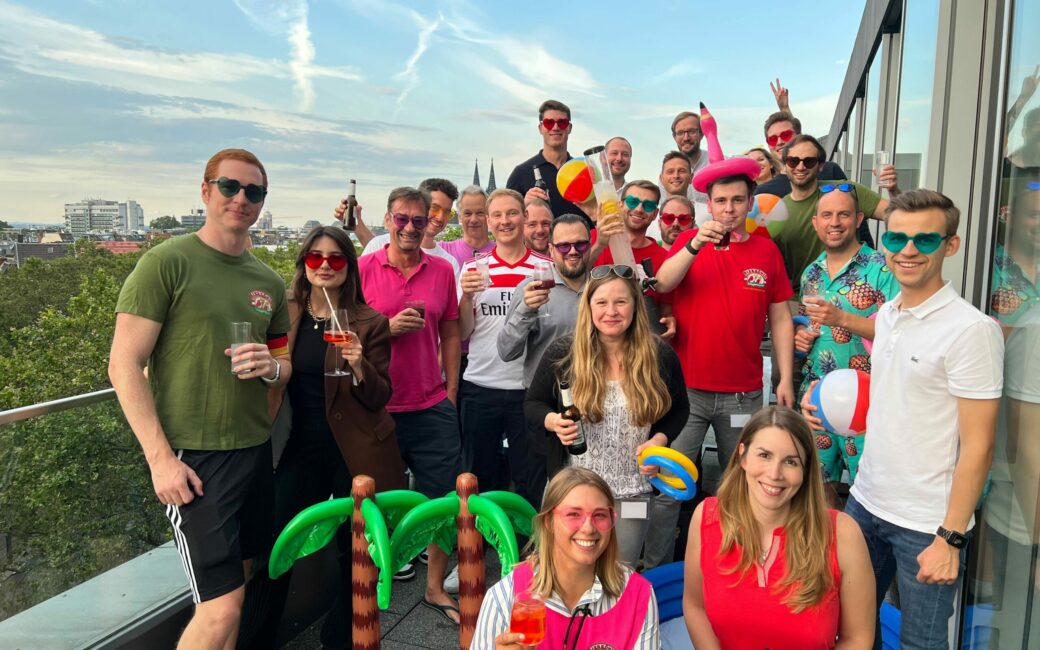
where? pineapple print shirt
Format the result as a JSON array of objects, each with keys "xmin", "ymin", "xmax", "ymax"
[
  {"xmin": 798, "ymin": 244, "xmax": 899, "ymax": 399},
  {"xmin": 990, "ymin": 243, "xmax": 1039, "ymax": 326}
]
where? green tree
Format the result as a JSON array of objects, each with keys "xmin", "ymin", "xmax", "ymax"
[
  {"xmin": 149, "ymin": 215, "xmax": 180, "ymax": 230},
  {"xmin": 0, "ymin": 219, "xmax": 10, "ymax": 229},
  {"xmin": 439, "ymin": 225, "xmax": 463, "ymax": 242}
]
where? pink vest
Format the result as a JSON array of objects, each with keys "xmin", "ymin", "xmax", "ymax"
[{"xmin": 511, "ymin": 561, "xmax": 651, "ymax": 650}]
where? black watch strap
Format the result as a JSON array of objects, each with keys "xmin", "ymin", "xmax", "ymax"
[
  {"xmin": 685, "ymin": 238, "xmax": 699, "ymax": 256},
  {"xmin": 936, "ymin": 526, "xmax": 968, "ymax": 548}
]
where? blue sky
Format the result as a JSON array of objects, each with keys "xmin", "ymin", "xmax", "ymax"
[{"xmin": 0, "ymin": 0, "xmax": 867, "ymax": 226}]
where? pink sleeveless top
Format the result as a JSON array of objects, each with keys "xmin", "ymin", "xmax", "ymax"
[
  {"xmin": 511, "ymin": 560, "xmax": 651, "ymax": 650},
  {"xmin": 700, "ymin": 497, "xmax": 841, "ymax": 649}
]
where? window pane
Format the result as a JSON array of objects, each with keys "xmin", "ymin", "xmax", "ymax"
[{"xmin": 893, "ymin": 0, "xmax": 939, "ymax": 190}]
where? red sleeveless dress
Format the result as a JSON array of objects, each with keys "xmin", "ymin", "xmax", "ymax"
[{"xmin": 699, "ymin": 497, "xmax": 841, "ymax": 649}]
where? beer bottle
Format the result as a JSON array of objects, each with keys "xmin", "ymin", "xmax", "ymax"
[
  {"xmin": 533, "ymin": 166, "xmax": 548, "ymax": 193},
  {"xmin": 559, "ymin": 379, "xmax": 587, "ymax": 455},
  {"xmin": 344, "ymin": 179, "xmax": 358, "ymax": 231}
]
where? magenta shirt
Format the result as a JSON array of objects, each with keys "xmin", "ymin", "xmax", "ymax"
[
  {"xmin": 439, "ymin": 238, "xmax": 495, "ymax": 272},
  {"xmin": 358, "ymin": 248, "xmax": 460, "ymax": 412}
]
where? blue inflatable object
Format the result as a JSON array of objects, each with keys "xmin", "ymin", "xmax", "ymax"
[{"xmin": 643, "ymin": 455, "xmax": 697, "ymax": 501}]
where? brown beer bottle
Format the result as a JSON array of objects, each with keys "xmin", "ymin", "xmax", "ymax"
[
  {"xmin": 533, "ymin": 166, "xmax": 548, "ymax": 193},
  {"xmin": 560, "ymin": 379, "xmax": 587, "ymax": 455},
  {"xmin": 345, "ymin": 179, "xmax": 358, "ymax": 231}
]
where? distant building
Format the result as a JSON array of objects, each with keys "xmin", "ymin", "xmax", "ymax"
[
  {"xmin": 303, "ymin": 220, "xmax": 322, "ymax": 230},
  {"xmin": 486, "ymin": 158, "xmax": 497, "ymax": 192},
  {"xmin": 180, "ymin": 208, "xmax": 206, "ymax": 229},
  {"xmin": 119, "ymin": 200, "xmax": 145, "ymax": 231},
  {"xmin": 95, "ymin": 241, "xmax": 142, "ymax": 255},
  {"xmin": 472, "ymin": 159, "xmax": 481, "ymax": 187},
  {"xmin": 13, "ymin": 242, "xmax": 72, "ymax": 267},
  {"xmin": 64, "ymin": 199, "xmax": 145, "ymax": 236},
  {"xmin": 257, "ymin": 210, "xmax": 274, "ymax": 230}
]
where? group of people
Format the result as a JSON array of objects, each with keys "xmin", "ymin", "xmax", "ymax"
[{"xmin": 108, "ymin": 86, "xmax": 1009, "ymax": 650}]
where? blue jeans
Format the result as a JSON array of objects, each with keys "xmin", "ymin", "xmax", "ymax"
[
  {"xmin": 846, "ymin": 494, "xmax": 967, "ymax": 650},
  {"xmin": 642, "ymin": 387, "xmax": 761, "ymax": 568}
]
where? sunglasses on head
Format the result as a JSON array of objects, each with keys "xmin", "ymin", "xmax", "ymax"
[
  {"xmin": 207, "ymin": 177, "xmax": 268, "ymax": 203},
  {"xmin": 553, "ymin": 507, "xmax": 617, "ymax": 532},
  {"xmin": 590, "ymin": 264, "xmax": 635, "ymax": 280},
  {"xmin": 623, "ymin": 195, "xmax": 659, "ymax": 212},
  {"xmin": 881, "ymin": 231, "xmax": 950, "ymax": 254},
  {"xmin": 660, "ymin": 212, "xmax": 693, "ymax": 227},
  {"xmin": 541, "ymin": 117, "xmax": 571, "ymax": 131},
  {"xmin": 820, "ymin": 183, "xmax": 858, "ymax": 198},
  {"xmin": 785, "ymin": 156, "xmax": 820, "ymax": 170},
  {"xmin": 390, "ymin": 212, "xmax": 430, "ymax": 230},
  {"xmin": 766, "ymin": 129, "xmax": 796, "ymax": 147},
  {"xmin": 551, "ymin": 240, "xmax": 591, "ymax": 255},
  {"xmin": 304, "ymin": 251, "xmax": 348, "ymax": 271}
]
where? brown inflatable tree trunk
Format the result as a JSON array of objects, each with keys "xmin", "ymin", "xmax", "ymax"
[
  {"xmin": 351, "ymin": 475, "xmax": 379, "ymax": 650},
  {"xmin": 456, "ymin": 473, "xmax": 484, "ymax": 650}
]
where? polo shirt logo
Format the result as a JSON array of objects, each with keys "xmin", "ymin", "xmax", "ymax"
[
  {"xmin": 249, "ymin": 290, "xmax": 274, "ymax": 316},
  {"xmin": 742, "ymin": 268, "xmax": 768, "ymax": 289}
]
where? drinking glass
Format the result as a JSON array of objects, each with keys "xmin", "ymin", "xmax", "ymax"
[
  {"xmin": 532, "ymin": 262, "xmax": 555, "ymax": 318},
  {"xmin": 230, "ymin": 321, "xmax": 252, "ymax": 375},
  {"xmin": 875, "ymin": 150, "xmax": 892, "ymax": 189},
  {"xmin": 323, "ymin": 309, "xmax": 353, "ymax": 377},
  {"xmin": 509, "ymin": 591, "xmax": 546, "ymax": 646},
  {"xmin": 475, "ymin": 257, "xmax": 493, "ymax": 290},
  {"xmin": 404, "ymin": 299, "xmax": 426, "ymax": 320}
]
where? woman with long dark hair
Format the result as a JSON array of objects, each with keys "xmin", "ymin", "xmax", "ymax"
[{"xmin": 683, "ymin": 406, "xmax": 874, "ymax": 649}]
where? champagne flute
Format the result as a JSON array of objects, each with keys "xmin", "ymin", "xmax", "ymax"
[{"xmin": 323, "ymin": 309, "xmax": 353, "ymax": 377}]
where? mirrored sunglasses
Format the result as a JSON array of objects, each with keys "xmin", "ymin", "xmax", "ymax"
[{"xmin": 590, "ymin": 264, "xmax": 635, "ymax": 280}]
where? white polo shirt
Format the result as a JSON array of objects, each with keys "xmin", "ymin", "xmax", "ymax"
[{"xmin": 851, "ymin": 282, "xmax": 1004, "ymax": 534}]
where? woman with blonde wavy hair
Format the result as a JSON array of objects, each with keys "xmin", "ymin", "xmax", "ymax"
[
  {"xmin": 526, "ymin": 264, "xmax": 689, "ymax": 563},
  {"xmin": 472, "ymin": 467, "xmax": 660, "ymax": 649},
  {"xmin": 683, "ymin": 406, "xmax": 875, "ymax": 649}
]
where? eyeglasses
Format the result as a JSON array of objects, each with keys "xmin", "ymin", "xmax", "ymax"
[
  {"xmin": 207, "ymin": 177, "xmax": 268, "ymax": 203},
  {"xmin": 623, "ymin": 195, "xmax": 659, "ymax": 212},
  {"xmin": 428, "ymin": 204, "xmax": 457, "ymax": 221},
  {"xmin": 766, "ymin": 129, "xmax": 796, "ymax": 147},
  {"xmin": 390, "ymin": 212, "xmax": 430, "ymax": 230},
  {"xmin": 660, "ymin": 212, "xmax": 693, "ymax": 227},
  {"xmin": 674, "ymin": 128, "xmax": 701, "ymax": 138},
  {"xmin": 590, "ymin": 264, "xmax": 635, "ymax": 280},
  {"xmin": 785, "ymin": 156, "xmax": 820, "ymax": 170},
  {"xmin": 551, "ymin": 240, "xmax": 591, "ymax": 255},
  {"xmin": 303, "ymin": 251, "xmax": 348, "ymax": 271},
  {"xmin": 541, "ymin": 118, "xmax": 571, "ymax": 131},
  {"xmin": 553, "ymin": 507, "xmax": 618, "ymax": 532},
  {"xmin": 881, "ymin": 231, "xmax": 950, "ymax": 254}
]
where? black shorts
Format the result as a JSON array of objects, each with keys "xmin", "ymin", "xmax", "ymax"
[{"xmin": 166, "ymin": 440, "xmax": 274, "ymax": 603}]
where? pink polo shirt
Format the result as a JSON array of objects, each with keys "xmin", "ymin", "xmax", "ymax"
[{"xmin": 358, "ymin": 247, "xmax": 460, "ymax": 412}]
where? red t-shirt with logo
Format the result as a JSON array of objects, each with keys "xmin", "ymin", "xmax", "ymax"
[
  {"xmin": 591, "ymin": 231, "xmax": 673, "ymax": 304},
  {"xmin": 667, "ymin": 229, "xmax": 793, "ymax": 392}
]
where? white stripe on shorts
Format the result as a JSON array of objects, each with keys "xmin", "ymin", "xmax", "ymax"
[{"xmin": 166, "ymin": 449, "xmax": 201, "ymax": 603}]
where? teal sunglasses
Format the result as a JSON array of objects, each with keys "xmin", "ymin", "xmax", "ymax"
[
  {"xmin": 623, "ymin": 195, "xmax": 659, "ymax": 212},
  {"xmin": 881, "ymin": 231, "xmax": 950, "ymax": 254}
]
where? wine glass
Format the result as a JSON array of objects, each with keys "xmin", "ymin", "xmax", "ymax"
[
  {"xmin": 533, "ymin": 261, "xmax": 555, "ymax": 319},
  {"xmin": 323, "ymin": 309, "xmax": 353, "ymax": 377}
]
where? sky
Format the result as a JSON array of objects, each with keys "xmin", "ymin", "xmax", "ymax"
[{"xmin": 0, "ymin": 0, "xmax": 867, "ymax": 226}]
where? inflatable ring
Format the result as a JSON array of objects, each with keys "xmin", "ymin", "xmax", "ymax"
[
  {"xmin": 637, "ymin": 446, "xmax": 699, "ymax": 501},
  {"xmin": 793, "ymin": 315, "xmax": 811, "ymax": 359}
]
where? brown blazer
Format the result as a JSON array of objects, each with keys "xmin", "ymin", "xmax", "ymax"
[{"xmin": 268, "ymin": 296, "xmax": 407, "ymax": 491}]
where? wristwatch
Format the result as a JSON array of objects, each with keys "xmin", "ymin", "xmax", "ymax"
[
  {"xmin": 936, "ymin": 526, "xmax": 968, "ymax": 549},
  {"xmin": 685, "ymin": 237, "xmax": 699, "ymax": 256}
]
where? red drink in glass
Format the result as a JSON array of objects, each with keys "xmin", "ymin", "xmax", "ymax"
[
  {"xmin": 510, "ymin": 594, "xmax": 546, "ymax": 645},
  {"xmin": 323, "ymin": 331, "xmax": 355, "ymax": 345}
]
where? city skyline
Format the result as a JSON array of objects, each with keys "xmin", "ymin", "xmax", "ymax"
[{"xmin": 0, "ymin": 0, "xmax": 866, "ymax": 226}]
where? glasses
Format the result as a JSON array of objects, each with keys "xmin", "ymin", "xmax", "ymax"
[
  {"xmin": 207, "ymin": 177, "xmax": 267, "ymax": 203},
  {"xmin": 429, "ymin": 204, "xmax": 457, "ymax": 221},
  {"xmin": 623, "ymin": 195, "xmax": 659, "ymax": 212},
  {"xmin": 766, "ymin": 129, "xmax": 796, "ymax": 147},
  {"xmin": 881, "ymin": 231, "xmax": 951, "ymax": 254},
  {"xmin": 785, "ymin": 156, "xmax": 820, "ymax": 170},
  {"xmin": 551, "ymin": 240, "xmax": 591, "ymax": 255},
  {"xmin": 553, "ymin": 507, "xmax": 618, "ymax": 532},
  {"xmin": 303, "ymin": 251, "xmax": 348, "ymax": 271},
  {"xmin": 541, "ymin": 117, "xmax": 571, "ymax": 131},
  {"xmin": 390, "ymin": 212, "xmax": 430, "ymax": 230},
  {"xmin": 590, "ymin": 264, "xmax": 635, "ymax": 280},
  {"xmin": 660, "ymin": 212, "xmax": 693, "ymax": 227},
  {"xmin": 674, "ymin": 128, "xmax": 701, "ymax": 138}
]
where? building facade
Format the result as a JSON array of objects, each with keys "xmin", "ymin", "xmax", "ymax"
[{"xmin": 64, "ymin": 199, "xmax": 145, "ymax": 235}]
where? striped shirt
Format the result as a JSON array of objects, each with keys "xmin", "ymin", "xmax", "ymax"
[{"xmin": 471, "ymin": 567, "xmax": 660, "ymax": 650}]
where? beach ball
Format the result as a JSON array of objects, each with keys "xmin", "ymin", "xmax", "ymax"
[
  {"xmin": 747, "ymin": 194, "xmax": 789, "ymax": 236},
  {"xmin": 809, "ymin": 369, "xmax": 870, "ymax": 436},
  {"xmin": 556, "ymin": 159, "xmax": 594, "ymax": 203}
]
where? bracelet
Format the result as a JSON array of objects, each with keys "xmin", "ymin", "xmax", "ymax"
[
  {"xmin": 261, "ymin": 359, "xmax": 281, "ymax": 384},
  {"xmin": 685, "ymin": 238, "xmax": 699, "ymax": 256}
]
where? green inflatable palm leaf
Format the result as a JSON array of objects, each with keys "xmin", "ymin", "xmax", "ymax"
[
  {"xmin": 388, "ymin": 496, "xmax": 460, "ymax": 574},
  {"xmin": 480, "ymin": 491, "xmax": 537, "ymax": 537},
  {"xmin": 360, "ymin": 498, "xmax": 393, "ymax": 610},
  {"xmin": 269, "ymin": 498, "xmax": 354, "ymax": 579},
  {"xmin": 374, "ymin": 490, "xmax": 429, "ymax": 530},
  {"xmin": 468, "ymin": 494, "xmax": 520, "ymax": 576}
]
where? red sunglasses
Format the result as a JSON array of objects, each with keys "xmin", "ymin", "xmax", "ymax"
[
  {"xmin": 766, "ymin": 128, "xmax": 796, "ymax": 147},
  {"xmin": 660, "ymin": 212, "xmax": 693, "ymax": 227},
  {"xmin": 541, "ymin": 118, "xmax": 571, "ymax": 131},
  {"xmin": 304, "ymin": 251, "xmax": 348, "ymax": 271}
]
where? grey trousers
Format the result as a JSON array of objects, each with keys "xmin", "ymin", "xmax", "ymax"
[{"xmin": 641, "ymin": 387, "xmax": 762, "ymax": 569}]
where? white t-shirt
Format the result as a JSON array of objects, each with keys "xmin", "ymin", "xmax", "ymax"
[
  {"xmin": 458, "ymin": 249, "xmax": 545, "ymax": 390},
  {"xmin": 851, "ymin": 283, "xmax": 1004, "ymax": 534},
  {"xmin": 362, "ymin": 235, "xmax": 460, "ymax": 276}
]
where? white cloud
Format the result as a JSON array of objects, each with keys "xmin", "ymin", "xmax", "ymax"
[
  {"xmin": 393, "ymin": 12, "xmax": 442, "ymax": 118},
  {"xmin": 648, "ymin": 61, "xmax": 703, "ymax": 85}
]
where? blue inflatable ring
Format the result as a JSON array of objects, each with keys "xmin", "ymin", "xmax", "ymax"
[{"xmin": 642, "ymin": 455, "xmax": 698, "ymax": 501}]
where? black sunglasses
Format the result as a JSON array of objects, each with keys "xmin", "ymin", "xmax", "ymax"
[
  {"xmin": 785, "ymin": 156, "xmax": 820, "ymax": 170},
  {"xmin": 590, "ymin": 264, "xmax": 635, "ymax": 280},
  {"xmin": 207, "ymin": 177, "xmax": 268, "ymax": 203}
]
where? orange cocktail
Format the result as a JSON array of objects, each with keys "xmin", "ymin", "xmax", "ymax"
[{"xmin": 509, "ymin": 592, "xmax": 546, "ymax": 645}]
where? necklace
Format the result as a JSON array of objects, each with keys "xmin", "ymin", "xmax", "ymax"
[{"xmin": 306, "ymin": 297, "xmax": 330, "ymax": 329}]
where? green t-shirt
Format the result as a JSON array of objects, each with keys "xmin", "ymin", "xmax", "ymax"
[
  {"xmin": 115, "ymin": 234, "xmax": 290, "ymax": 450},
  {"xmin": 777, "ymin": 182, "xmax": 881, "ymax": 292}
]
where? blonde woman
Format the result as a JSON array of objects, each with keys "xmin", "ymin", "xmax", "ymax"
[
  {"xmin": 683, "ymin": 406, "xmax": 875, "ymax": 649},
  {"xmin": 526, "ymin": 264, "xmax": 689, "ymax": 563},
  {"xmin": 472, "ymin": 467, "xmax": 660, "ymax": 649},
  {"xmin": 744, "ymin": 146, "xmax": 782, "ymax": 184}
]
